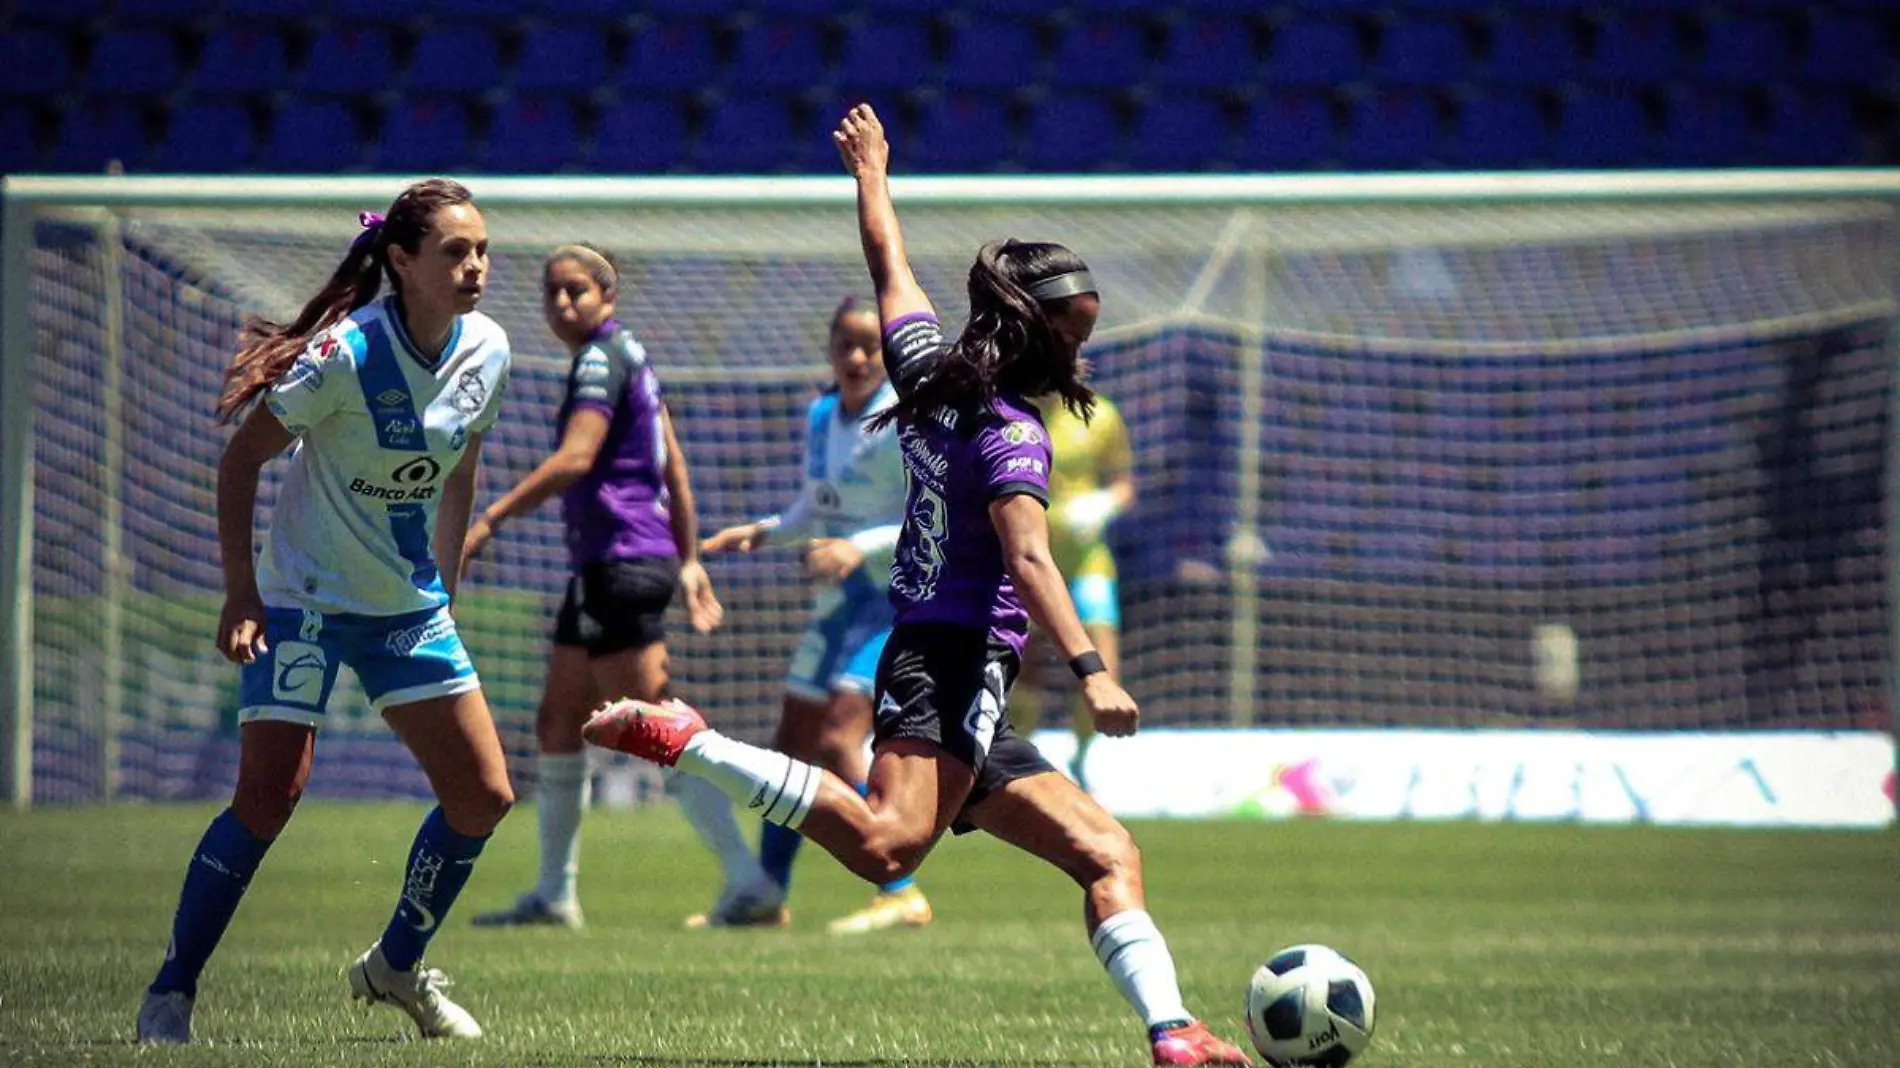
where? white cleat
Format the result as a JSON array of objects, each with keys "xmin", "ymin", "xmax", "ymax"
[
  {"xmin": 136, "ymin": 989, "xmax": 193, "ymax": 1044},
  {"xmin": 347, "ymin": 942, "xmax": 482, "ymax": 1039}
]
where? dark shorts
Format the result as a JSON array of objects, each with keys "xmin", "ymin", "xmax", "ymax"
[
  {"xmin": 552, "ymin": 557, "xmax": 678, "ymax": 658},
  {"xmin": 872, "ymin": 622, "xmax": 1058, "ymax": 834}
]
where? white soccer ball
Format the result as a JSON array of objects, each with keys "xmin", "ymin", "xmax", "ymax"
[{"xmin": 1244, "ymin": 944, "xmax": 1376, "ymax": 1067}]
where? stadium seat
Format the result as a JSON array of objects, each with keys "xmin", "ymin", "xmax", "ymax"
[
  {"xmin": 9, "ymin": 0, "xmax": 106, "ymax": 23},
  {"xmin": 113, "ymin": 0, "xmax": 206, "ymax": 25},
  {"xmin": 1450, "ymin": 92, "xmax": 1546, "ymax": 168},
  {"xmin": 429, "ymin": 0, "xmax": 537, "ymax": 21},
  {"xmin": 1372, "ymin": 20, "xmax": 1468, "ymax": 87},
  {"xmin": 837, "ymin": 20, "xmax": 934, "ymax": 89},
  {"xmin": 695, "ymin": 98, "xmax": 793, "ymax": 172},
  {"xmin": 726, "ymin": 19, "xmax": 824, "ymax": 91},
  {"xmin": 1345, "ymin": 91, "xmax": 1439, "ymax": 169},
  {"xmin": 1587, "ymin": 14, "xmax": 1676, "ymax": 84},
  {"xmin": 488, "ymin": 96, "xmax": 579, "ymax": 172},
  {"xmin": 375, "ymin": 97, "xmax": 470, "ymax": 172},
  {"xmin": 1262, "ymin": 19, "xmax": 1360, "ymax": 88},
  {"xmin": 618, "ymin": 18, "xmax": 714, "ymax": 91},
  {"xmin": 261, "ymin": 102, "xmax": 360, "ymax": 172},
  {"xmin": 1661, "ymin": 88, "xmax": 1752, "ymax": 166},
  {"xmin": 1128, "ymin": 94, "xmax": 1229, "ymax": 171},
  {"xmin": 1698, "ymin": 15, "xmax": 1788, "ymax": 86},
  {"xmin": 0, "ymin": 31, "xmax": 71, "ymax": 98},
  {"xmin": 1800, "ymin": 14, "xmax": 1890, "ymax": 87},
  {"xmin": 223, "ymin": 0, "xmax": 320, "ymax": 18},
  {"xmin": 591, "ymin": 97, "xmax": 687, "ymax": 172},
  {"xmin": 1482, "ymin": 15, "xmax": 1578, "ymax": 86},
  {"xmin": 942, "ymin": 22, "xmax": 1039, "ymax": 89},
  {"xmin": 82, "ymin": 30, "xmax": 178, "ymax": 96},
  {"xmin": 1551, "ymin": 91, "xmax": 1648, "ymax": 167},
  {"xmin": 408, "ymin": 28, "xmax": 502, "ymax": 94},
  {"xmin": 1049, "ymin": 22, "xmax": 1147, "ymax": 89},
  {"xmin": 329, "ymin": 0, "xmax": 428, "ymax": 24},
  {"xmin": 909, "ymin": 92, "xmax": 1011, "ymax": 172},
  {"xmin": 1154, "ymin": 15, "xmax": 1256, "ymax": 89},
  {"xmin": 150, "ymin": 103, "xmax": 254, "ymax": 172},
  {"xmin": 1761, "ymin": 89, "xmax": 1857, "ymax": 165},
  {"xmin": 1235, "ymin": 91, "xmax": 1335, "ymax": 170},
  {"xmin": 302, "ymin": 29, "xmax": 396, "ymax": 96},
  {"xmin": 1021, "ymin": 94, "xmax": 1122, "ymax": 171},
  {"xmin": 0, "ymin": 104, "xmax": 40, "ymax": 172},
  {"xmin": 53, "ymin": 100, "xmax": 146, "ymax": 171},
  {"xmin": 191, "ymin": 27, "xmax": 289, "ymax": 95},
  {"xmin": 513, "ymin": 26, "xmax": 608, "ymax": 92}
]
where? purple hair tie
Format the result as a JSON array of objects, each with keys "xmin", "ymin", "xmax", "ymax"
[{"xmin": 351, "ymin": 211, "xmax": 386, "ymax": 253}]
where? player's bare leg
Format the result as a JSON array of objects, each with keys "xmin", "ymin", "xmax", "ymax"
[
  {"xmin": 584, "ymin": 700, "xmax": 965, "ymax": 886},
  {"xmin": 964, "ymin": 773, "xmax": 1251, "ymax": 1066},
  {"xmin": 816, "ymin": 691, "xmax": 934, "ymax": 934},
  {"xmin": 473, "ymin": 643, "xmax": 594, "ymax": 929}
]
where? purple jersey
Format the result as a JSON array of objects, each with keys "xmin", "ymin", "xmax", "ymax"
[
  {"xmin": 882, "ymin": 314, "xmax": 1053, "ymax": 654},
  {"xmin": 558, "ymin": 321, "xmax": 676, "ymax": 566}
]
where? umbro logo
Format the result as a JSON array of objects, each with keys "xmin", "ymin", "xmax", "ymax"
[
  {"xmin": 374, "ymin": 388, "xmax": 409, "ymax": 407},
  {"xmin": 877, "ymin": 693, "xmax": 902, "ymax": 719}
]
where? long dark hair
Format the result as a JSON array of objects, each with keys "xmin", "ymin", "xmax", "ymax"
[
  {"xmin": 870, "ymin": 239, "xmax": 1097, "ymax": 433},
  {"xmin": 217, "ymin": 177, "xmax": 475, "ymax": 422}
]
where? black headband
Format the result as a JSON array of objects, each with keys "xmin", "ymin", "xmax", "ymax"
[{"xmin": 1026, "ymin": 270, "xmax": 1097, "ymax": 303}]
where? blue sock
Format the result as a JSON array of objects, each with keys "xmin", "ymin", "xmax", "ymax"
[
  {"xmin": 378, "ymin": 807, "xmax": 488, "ymax": 973},
  {"xmin": 151, "ymin": 808, "xmax": 272, "ymax": 998},
  {"xmin": 854, "ymin": 782, "xmax": 915, "ymax": 895},
  {"xmin": 759, "ymin": 821, "xmax": 802, "ymax": 893}
]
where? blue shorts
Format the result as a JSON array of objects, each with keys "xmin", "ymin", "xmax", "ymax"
[
  {"xmin": 238, "ymin": 605, "xmax": 480, "ymax": 728},
  {"xmin": 785, "ymin": 581, "xmax": 895, "ymax": 702},
  {"xmin": 1071, "ymin": 574, "xmax": 1120, "ymax": 630}
]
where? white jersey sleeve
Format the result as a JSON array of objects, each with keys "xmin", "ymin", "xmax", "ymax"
[{"xmin": 264, "ymin": 329, "xmax": 358, "ymax": 436}]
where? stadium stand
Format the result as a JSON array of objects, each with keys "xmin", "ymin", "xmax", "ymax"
[{"xmin": 0, "ymin": 2, "xmax": 1892, "ymax": 174}]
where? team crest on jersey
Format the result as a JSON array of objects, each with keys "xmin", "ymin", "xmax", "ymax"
[
  {"xmin": 452, "ymin": 368, "xmax": 487, "ymax": 416},
  {"xmin": 1003, "ymin": 420, "xmax": 1044, "ymax": 446}
]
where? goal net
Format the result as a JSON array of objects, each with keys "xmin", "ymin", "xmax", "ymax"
[{"xmin": 4, "ymin": 174, "xmax": 1896, "ymax": 805}]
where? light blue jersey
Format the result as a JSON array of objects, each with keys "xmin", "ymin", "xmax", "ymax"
[
  {"xmin": 260, "ymin": 298, "xmax": 510, "ymax": 617},
  {"xmin": 763, "ymin": 380, "xmax": 904, "ymax": 589},
  {"xmin": 766, "ymin": 381, "xmax": 903, "ymax": 700}
]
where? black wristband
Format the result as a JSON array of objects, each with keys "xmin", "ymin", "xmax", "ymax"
[{"xmin": 1069, "ymin": 651, "xmax": 1107, "ymax": 679}]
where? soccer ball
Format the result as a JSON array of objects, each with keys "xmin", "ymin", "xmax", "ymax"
[{"xmin": 1244, "ymin": 944, "xmax": 1376, "ymax": 1066}]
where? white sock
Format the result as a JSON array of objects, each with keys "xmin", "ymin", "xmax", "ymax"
[
  {"xmin": 1090, "ymin": 908, "xmax": 1192, "ymax": 1029},
  {"xmin": 664, "ymin": 766, "xmax": 776, "ymax": 894},
  {"xmin": 676, "ymin": 730, "xmax": 822, "ymax": 832},
  {"xmin": 534, "ymin": 752, "xmax": 589, "ymax": 906}
]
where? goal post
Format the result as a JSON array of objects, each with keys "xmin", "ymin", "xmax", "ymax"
[{"xmin": 4, "ymin": 170, "xmax": 1898, "ymax": 816}]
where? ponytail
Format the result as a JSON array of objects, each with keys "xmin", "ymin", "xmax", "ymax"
[{"xmin": 217, "ymin": 178, "xmax": 475, "ymax": 422}]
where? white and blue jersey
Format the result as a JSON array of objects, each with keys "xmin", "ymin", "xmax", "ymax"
[
  {"xmin": 766, "ymin": 381, "xmax": 904, "ymax": 699},
  {"xmin": 243, "ymin": 298, "xmax": 510, "ymax": 725}
]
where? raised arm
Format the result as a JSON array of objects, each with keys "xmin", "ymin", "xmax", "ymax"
[{"xmin": 834, "ymin": 104, "xmax": 938, "ymax": 395}]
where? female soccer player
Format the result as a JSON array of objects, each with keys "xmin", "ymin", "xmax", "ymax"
[
  {"xmin": 1010, "ymin": 388, "xmax": 1135, "ymax": 791},
  {"xmin": 700, "ymin": 296, "xmax": 933, "ymax": 934},
  {"xmin": 586, "ymin": 106, "xmax": 1251, "ymax": 1066},
  {"xmin": 462, "ymin": 244, "xmax": 776, "ymax": 931},
  {"xmin": 139, "ymin": 179, "xmax": 511, "ymax": 1044}
]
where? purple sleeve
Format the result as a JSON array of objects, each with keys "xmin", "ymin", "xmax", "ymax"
[
  {"xmin": 881, "ymin": 313, "xmax": 947, "ymax": 399},
  {"xmin": 978, "ymin": 416, "xmax": 1052, "ymax": 506}
]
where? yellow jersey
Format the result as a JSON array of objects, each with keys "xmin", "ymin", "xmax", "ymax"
[{"xmin": 1034, "ymin": 393, "xmax": 1132, "ymax": 580}]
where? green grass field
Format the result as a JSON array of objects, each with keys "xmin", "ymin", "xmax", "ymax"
[{"xmin": 2, "ymin": 804, "xmax": 1896, "ymax": 1067}]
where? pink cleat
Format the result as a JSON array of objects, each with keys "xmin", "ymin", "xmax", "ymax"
[
  {"xmin": 582, "ymin": 698, "xmax": 706, "ymax": 767},
  {"xmin": 1151, "ymin": 1021, "xmax": 1253, "ymax": 1067}
]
